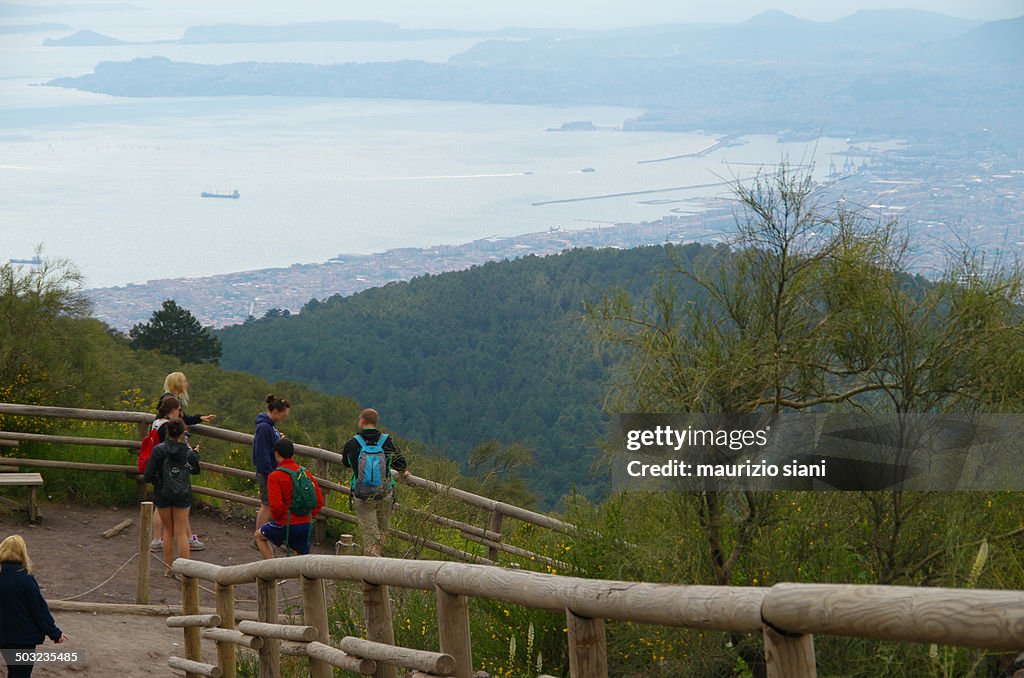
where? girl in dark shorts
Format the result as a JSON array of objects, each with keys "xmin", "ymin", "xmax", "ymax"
[{"xmin": 143, "ymin": 418, "xmax": 201, "ymax": 575}]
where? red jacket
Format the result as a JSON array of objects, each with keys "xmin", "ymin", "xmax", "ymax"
[{"xmin": 267, "ymin": 459, "xmax": 324, "ymax": 525}]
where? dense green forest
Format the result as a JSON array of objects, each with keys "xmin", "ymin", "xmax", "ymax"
[
  {"xmin": 8, "ymin": 166, "xmax": 1024, "ymax": 675},
  {"xmin": 217, "ymin": 245, "xmax": 706, "ymax": 503}
]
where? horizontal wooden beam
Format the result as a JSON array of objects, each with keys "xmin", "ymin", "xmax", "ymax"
[
  {"xmin": 0, "ymin": 403, "xmax": 151, "ymax": 424},
  {"xmin": 0, "ymin": 430, "xmax": 141, "ymax": 449},
  {"xmin": 763, "ymin": 583, "xmax": 1024, "ymax": 650},
  {"xmin": 458, "ymin": 531, "xmax": 568, "ymax": 570},
  {"xmin": 401, "ymin": 506, "xmax": 501, "ymax": 541},
  {"xmin": 402, "ymin": 475, "xmax": 576, "ymax": 534},
  {"xmin": 0, "ymin": 457, "xmax": 139, "ymax": 475},
  {"xmin": 237, "ymin": 620, "xmax": 319, "ymax": 642},
  {"xmin": 167, "ymin": 613, "xmax": 222, "ymax": 628},
  {"xmin": 280, "ymin": 640, "xmax": 377, "ymax": 675},
  {"xmin": 202, "ymin": 627, "xmax": 264, "ymax": 649},
  {"xmin": 337, "ymin": 636, "xmax": 456, "ymax": 675},
  {"xmin": 168, "ymin": 656, "xmax": 222, "ymax": 678},
  {"xmin": 48, "ymin": 599, "xmax": 259, "ymax": 621}
]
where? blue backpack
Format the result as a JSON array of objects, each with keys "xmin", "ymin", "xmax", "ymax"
[{"xmin": 351, "ymin": 433, "xmax": 392, "ymax": 500}]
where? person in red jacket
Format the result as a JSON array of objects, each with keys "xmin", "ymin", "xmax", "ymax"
[{"xmin": 254, "ymin": 438, "xmax": 323, "ymax": 559}]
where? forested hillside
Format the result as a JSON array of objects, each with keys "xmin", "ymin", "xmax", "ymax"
[{"xmin": 217, "ymin": 245, "xmax": 711, "ymax": 502}]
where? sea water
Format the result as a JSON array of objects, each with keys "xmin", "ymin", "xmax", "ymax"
[{"xmin": 0, "ymin": 8, "xmax": 854, "ymax": 288}]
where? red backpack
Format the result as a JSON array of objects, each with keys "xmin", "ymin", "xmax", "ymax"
[{"xmin": 138, "ymin": 418, "xmax": 168, "ymax": 474}]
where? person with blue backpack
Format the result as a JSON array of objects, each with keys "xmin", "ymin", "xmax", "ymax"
[
  {"xmin": 255, "ymin": 438, "xmax": 324, "ymax": 559},
  {"xmin": 342, "ymin": 408, "xmax": 409, "ymax": 557}
]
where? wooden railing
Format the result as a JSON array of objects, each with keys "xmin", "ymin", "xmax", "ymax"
[
  {"xmin": 0, "ymin": 402, "xmax": 573, "ymax": 570},
  {"xmin": 168, "ymin": 553, "xmax": 1024, "ymax": 678}
]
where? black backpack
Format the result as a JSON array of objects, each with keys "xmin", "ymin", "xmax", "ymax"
[{"xmin": 160, "ymin": 448, "xmax": 192, "ymax": 503}]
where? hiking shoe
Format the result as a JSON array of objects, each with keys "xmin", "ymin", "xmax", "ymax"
[
  {"xmin": 150, "ymin": 538, "xmax": 163, "ymax": 551},
  {"xmin": 189, "ymin": 535, "xmax": 206, "ymax": 551}
]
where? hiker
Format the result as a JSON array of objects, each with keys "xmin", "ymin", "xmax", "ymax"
[
  {"xmin": 255, "ymin": 438, "xmax": 324, "ymax": 559},
  {"xmin": 143, "ymin": 417, "xmax": 201, "ymax": 575},
  {"xmin": 157, "ymin": 372, "xmax": 214, "ymax": 550},
  {"xmin": 253, "ymin": 394, "xmax": 290, "ymax": 537},
  {"xmin": 0, "ymin": 535, "xmax": 66, "ymax": 678},
  {"xmin": 342, "ymin": 408, "xmax": 409, "ymax": 557},
  {"xmin": 140, "ymin": 396, "xmax": 207, "ymax": 552},
  {"xmin": 159, "ymin": 371, "xmax": 217, "ymax": 427}
]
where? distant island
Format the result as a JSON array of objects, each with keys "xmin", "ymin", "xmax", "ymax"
[
  {"xmin": 43, "ymin": 29, "xmax": 126, "ymax": 46},
  {"xmin": 44, "ymin": 13, "xmax": 1023, "ymax": 144}
]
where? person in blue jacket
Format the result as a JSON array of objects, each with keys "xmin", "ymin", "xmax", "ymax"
[
  {"xmin": 253, "ymin": 394, "xmax": 290, "ymax": 537},
  {"xmin": 0, "ymin": 535, "xmax": 67, "ymax": 678}
]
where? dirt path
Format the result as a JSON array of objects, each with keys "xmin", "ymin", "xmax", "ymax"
[{"xmin": 1, "ymin": 501, "xmax": 343, "ymax": 677}]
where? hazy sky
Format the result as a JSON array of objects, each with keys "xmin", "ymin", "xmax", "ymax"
[{"xmin": 146, "ymin": 0, "xmax": 1024, "ymax": 29}]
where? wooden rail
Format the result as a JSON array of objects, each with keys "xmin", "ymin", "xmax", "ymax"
[
  {"xmin": 169, "ymin": 554, "xmax": 1024, "ymax": 678},
  {"xmin": 0, "ymin": 402, "xmax": 570, "ymax": 569}
]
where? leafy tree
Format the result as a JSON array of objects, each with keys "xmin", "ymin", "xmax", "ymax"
[
  {"xmin": 590, "ymin": 163, "xmax": 1024, "ymax": 589},
  {"xmin": 0, "ymin": 247, "xmax": 91, "ymax": 404},
  {"xmin": 129, "ymin": 299, "xmax": 222, "ymax": 364}
]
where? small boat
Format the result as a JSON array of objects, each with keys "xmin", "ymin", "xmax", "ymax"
[
  {"xmin": 581, "ymin": 167, "xmax": 596, "ymax": 173},
  {"xmin": 201, "ymin": 189, "xmax": 240, "ymax": 199}
]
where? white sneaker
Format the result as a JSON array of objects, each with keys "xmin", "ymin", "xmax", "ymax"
[
  {"xmin": 150, "ymin": 538, "xmax": 163, "ymax": 551},
  {"xmin": 189, "ymin": 535, "xmax": 206, "ymax": 551}
]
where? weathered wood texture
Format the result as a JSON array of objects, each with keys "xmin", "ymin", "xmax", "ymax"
[
  {"xmin": 338, "ymin": 636, "xmax": 456, "ymax": 675},
  {"xmin": 202, "ymin": 627, "xmax": 263, "ymax": 650},
  {"xmin": 47, "ymin": 599, "xmax": 258, "ymax": 620},
  {"xmin": 362, "ymin": 583, "xmax": 398, "ymax": 678},
  {"xmin": 136, "ymin": 502, "xmax": 152, "ymax": 604},
  {"xmin": 0, "ymin": 457, "xmax": 138, "ymax": 474},
  {"xmin": 181, "ymin": 576, "xmax": 203, "ymax": 678},
  {"xmin": 237, "ymin": 620, "xmax": 318, "ymax": 642},
  {"xmin": 215, "ymin": 583, "xmax": 237, "ymax": 678},
  {"xmin": 567, "ymin": 610, "xmax": 607, "ymax": 678},
  {"xmin": 302, "ymin": 576, "xmax": 333, "ymax": 678},
  {"xmin": 279, "ymin": 641, "xmax": 377, "ymax": 674},
  {"xmin": 436, "ymin": 587, "xmax": 473, "ymax": 678},
  {"xmin": 102, "ymin": 518, "xmax": 133, "ymax": 538},
  {"xmin": 762, "ymin": 583, "xmax": 1024, "ymax": 649},
  {"xmin": 167, "ymin": 614, "xmax": 221, "ymax": 628},
  {"xmin": 763, "ymin": 626, "xmax": 817, "ymax": 678},
  {"xmin": 0, "ymin": 430, "xmax": 141, "ymax": 448},
  {"xmin": 168, "ymin": 657, "xmax": 222, "ymax": 678},
  {"xmin": 256, "ymin": 578, "xmax": 280, "ymax": 678},
  {"xmin": 0, "ymin": 403, "xmax": 151, "ymax": 423}
]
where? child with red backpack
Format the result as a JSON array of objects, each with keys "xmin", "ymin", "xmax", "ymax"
[{"xmin": 254, "ymin": 438, "xmax": 323, "ymax": 559}]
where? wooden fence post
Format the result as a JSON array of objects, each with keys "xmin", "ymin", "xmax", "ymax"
[
  {"xmin": 566, "ymin": 609, "xmax": 607, "ymax": 678},
  {"xmin": 302, "ymin": 576, "xmax": 332, "ymax": 678},
  {"xmin": 314, "ymin": 458, "xmax": 329, "ymax": 546},
  {"xmin": 362, "ymin": 581, "xmax": 397, "ymax": 678},
  {"xmin": 763, "ymin": 626, "xmax": 817, "ymax": 678},
  {"xmin": 257, "ymin": 578, "xmax": 280, "ymax": 678},
  {"xmin": 182, "ymin": 575, "xmax": 202, "ymax": 678},
  {"xmin": 216, "ymin": 584, "xmax": 237, "ymax": 678},
  {"xmin": 486, "ymin": 510, "xmax": 504, "ymax": 563},
  {"xmin": 136, "ymin": 501, "xmax": 153, "ymax": 604},
  {"xmin": 436, "ymin": 586, "xmax": 473, "ymax": 678}
]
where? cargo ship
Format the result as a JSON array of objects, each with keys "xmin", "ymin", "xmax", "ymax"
[{"xmin": 201, "ymin": 189, "xmax": 240, "ymax": 199}]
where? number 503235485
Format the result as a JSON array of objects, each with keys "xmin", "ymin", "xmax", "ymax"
[{"xmin": 2, "ymin": 650, "xmax": 83, "ymax": 665}]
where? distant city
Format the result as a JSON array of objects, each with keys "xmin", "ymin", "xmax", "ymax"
[{"xmin": 87, "ymin": 133, "xmax": 1024, "ymax": 331}]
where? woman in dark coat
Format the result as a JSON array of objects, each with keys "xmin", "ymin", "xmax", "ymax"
[{"xmin": 0, "ymin": 535, "xmax": 66, "ymax": 678}]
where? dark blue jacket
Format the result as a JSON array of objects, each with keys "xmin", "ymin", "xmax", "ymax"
[
  {"xmin": 252, "ymin": 412, "xmax": 281, "ymax": 476},
  {"xmin": 0, "ymin": 561, "xmax": 62, "ymax": 646}
]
